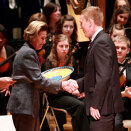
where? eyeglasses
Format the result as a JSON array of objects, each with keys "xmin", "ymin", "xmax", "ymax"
[{"xmin": 63, "ymin": 25, "xmax": 74, "ymax": 30}]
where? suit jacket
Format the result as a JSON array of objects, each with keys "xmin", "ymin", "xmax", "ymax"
[
  {"xmin": 7, "ymin": 42, "xmax": 61, "ymax": 117},
  {"xmin": 122, "ymin": 64, "xmax": 131, "ymax": 119},
  {"xmin": 77, "ymin": 30, "xmax": 124, "ymax": 116}
]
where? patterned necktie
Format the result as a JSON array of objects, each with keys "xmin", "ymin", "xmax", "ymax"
[{"xmin": 88, "ymin": 41, "xmax": 92, "ymax": 49}]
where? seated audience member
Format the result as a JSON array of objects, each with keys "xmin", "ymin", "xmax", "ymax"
[
  {"xmin": 0, "ymin": 24, "xmax": 15, "ymax": 115},
  {"xmin": 43, "ymin": 2, "xmax": 61, "ymax": 59},
  {"xmin": 43, "ymin": 2, "xmax": 61, "ymax": 34},
  {"xmin": 56, "ymin": 15, "xmax": 78, "ymax": 46},
  {"xmin": 7, "ymin": 21, "xmax": 78, "ymax": 131},
  {"xmin": 110, "ymin": 5, "xmax": 131, "ymax": 29},
  {"xmin": 47, "ymin": 0, "xmax": 67, "ymax": 15},
  {"xmin": 107, "ymin": 0, "xmax": 130, "ymax": 32},
  {"xmin": 109, "ymin": 23, "xmax": 131, "ymax": 57},
  {"xmin": 56, "ymin": 15, "xmax": 79, "ymax": 58},
  {"xmin": 114, "ymin": 0, "xmax": 130, "ymax": 11},
  {"xmin": 44, "ymin": 34, "xmax": 89, "ymax": 131},
  {"xmin": 28, "ymin": 12, "xmax": 46, "ymax": 24},
  {"xmin": 55, "ymin": 14, "xmax": 87, "ymax": 78},
  {"xmin": 109, "ymin": 24, "xmax": 126, "ymax": 40},
  {"xmin": 113, "ymin": 35, "xmax": 131, "ymax": 131}
]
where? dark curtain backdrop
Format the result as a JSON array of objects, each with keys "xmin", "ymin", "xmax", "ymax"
[
  {"xmin": 106, "ymin": 0, "xmax": 115, "ymax": 29},
  {"xmin": 0, "ymin": 0, "xmax": 41, "ymax": 39},
  {"xmin": 0, "ymin": 0, "xmax": 116, "ymax": 40}
]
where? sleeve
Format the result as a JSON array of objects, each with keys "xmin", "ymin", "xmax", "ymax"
[
  {"xmin": 21, "ymin": 50, "xmax": 61, "ymax": 94},
  {"xmin": 77, "ymin": 77, "xmax": 84, "ymax": 93},
  {"xmin": 71, "ymin": 57, "xmax": 79, "ymax": 79}
]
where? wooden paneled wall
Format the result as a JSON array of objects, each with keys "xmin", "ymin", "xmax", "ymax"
[
  {"xmin": 67, "ymin": 0, "xmax": 107, "ymax": 42},
  {"xmin": 98, "ymin": 0, "xmax": 106, "ymax": 29}
]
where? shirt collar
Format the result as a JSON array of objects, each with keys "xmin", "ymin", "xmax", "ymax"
[
  {"xmin": 91, "ymin": 27, "xmax": 103, "ymax": 42},
  {"xmin": 118, "ymin": 60, "xmax": 126, "ymax": 65}
]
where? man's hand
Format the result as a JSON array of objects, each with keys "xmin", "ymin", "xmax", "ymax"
[
  {"xmin": 61, "ymin": 79, "xmax": 78, "ymax": 93},
  {"xmin": 72, "ymin": 90, "xmax": 85, "ymax": 99},
  {"xmin": 124, "ymin": 86, "xmax": 131, "ymax": 98},
  {"xmin": 0, "ymin": 77, "xmax": 15, "ymax": 90},
  {"xmin": 90, "ymin": 107, "xmax": 101, "ymax": 120},
  {"xmin": 72, "ymin": 89, "xmax": 80, "ymax": 96},
  {"xmin": 77, "ymin": 92, "xmax": 85, "ymax": 99}
]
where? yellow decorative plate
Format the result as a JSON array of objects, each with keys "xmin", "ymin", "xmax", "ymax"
[{"xmin": 41, "ymin": 66, "xmax": 74, "ymax": 81}]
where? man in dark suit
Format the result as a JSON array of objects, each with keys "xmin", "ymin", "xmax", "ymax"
[{"xmin": 76, "ymin": 6, "xmax": 124, "ymax": 131}]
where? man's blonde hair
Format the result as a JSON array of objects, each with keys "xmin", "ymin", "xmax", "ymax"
[
  {"xmin": 81, "ymin": 6, "xmax": 104, "ymax": 26},
  {"xmin": 113, "ymin": 35, "xmax": 130, "ymax": 48}
]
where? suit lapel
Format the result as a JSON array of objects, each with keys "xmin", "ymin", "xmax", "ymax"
[
  {"xmin": 84, "ymin": 30, "xmax": 105, "ymax": 70},
  {"xmin": 90, "ymin": 30, "xmax": 105, "ymax": 49}
]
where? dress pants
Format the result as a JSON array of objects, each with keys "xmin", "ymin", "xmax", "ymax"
[
  {"xmin": 12, "ymin": 114, "xmax": 40, "ymax": 131},
  {"xmin": 114, "ymin": 113, "xmax": 128, "ymax": 131},
  {"xmin": 0, "ymin": 92, "xmax": 10, "ymax": 115},
  {"xmin": 90, "ymin": 114, "xmax": 115, "ymax": 131},
  {"xmin": 48, "ymin": 95, "xmax": 90, "ymax": 131}
]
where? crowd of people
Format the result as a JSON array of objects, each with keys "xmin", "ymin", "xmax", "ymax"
[{"xmin": 0, "ymin": 0, "xmax": 131, "ymax": 131}]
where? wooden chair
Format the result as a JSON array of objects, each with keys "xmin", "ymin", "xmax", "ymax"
[{"xmin": 40, "ymin": 93, "xmax": 68, "ymax": 131}]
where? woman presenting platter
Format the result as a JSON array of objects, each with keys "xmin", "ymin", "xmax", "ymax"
[{"xmin": 7, "ymin": 21, "xmax": 78, "ymax": 131}]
